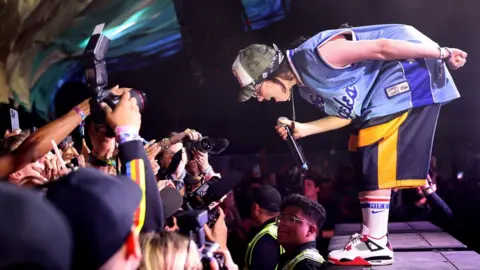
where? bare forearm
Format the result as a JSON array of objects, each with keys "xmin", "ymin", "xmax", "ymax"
[
  {"xmin": 304, "ymin": 116, "xmax": 351, "ymax": 136},
  {"xmin": 380, "ymin": 39, "xmax": 442, "ymax": 61},
  {"xmin": 1, "ymin": 99, "xmax": 90, "ymax": 176}
]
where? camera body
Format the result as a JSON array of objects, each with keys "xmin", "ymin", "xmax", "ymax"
[
  {"xmin": 176, "ymin": 210, "xmax": 225, "ymax": 269},
  {"xmin": 201, "ymin": 242, "xmax": 227, "ymax": 270},
  {"xmin": 183, "ymin": 137, "xmax": 229, "ymax": 160},
  {"xmin": 183, "ymin": 177, "xmax": 223, "ymax": 227},
  {"xmin": 83, "ymin": 24, "xmax": 147, "ymax": 135}
]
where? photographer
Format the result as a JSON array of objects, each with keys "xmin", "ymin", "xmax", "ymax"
[
  {"xmin": 84, "ymin": 119, "xmax": 117, "ymax": 175},
  {"xmin": 44, "ymin": 91, "xmax": 164, "ymax": 270},
  {"xmin": 186, "ymin": 149, "xmax": 220, "ymax": 180},
  {"xmin": 102, "ymin": 91, "xmax": 165, "ymax": 232},
  {"xmin": 157, "ymin": 130, "xmax": 202, "ymax": 184},
  {"xmin": 0, "ymin": 87, "xmax": 132, "ymax": 179}
]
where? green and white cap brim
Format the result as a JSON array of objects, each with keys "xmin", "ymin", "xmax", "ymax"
[{"xmin": 232, "ymin": 44, "xmax": 285, "ymax": 102}]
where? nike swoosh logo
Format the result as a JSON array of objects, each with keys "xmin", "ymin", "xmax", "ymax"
[{"xmin": 372, "ymin": 210, "xmax": 385, "ymax": 214}]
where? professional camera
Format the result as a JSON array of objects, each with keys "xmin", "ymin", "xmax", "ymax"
[
  {"xmin": 83, "ymin": 24, "xmax": 147, "ymax": 136},
  {"xmin": 176, "ymin": 210, "xmax": 226, "ymax": 270},
  {"xmin": 184, "ymin": 172, "xmax": 242, "ymax": 227},
  {"xmin": 183, "ymin": 136, "xmax": 229, "ymax": 160}
]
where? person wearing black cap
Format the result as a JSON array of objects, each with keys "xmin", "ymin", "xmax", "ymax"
[
  {"xmin": 46, "ymin": 168, "xmax": 143, "ymax": 270},
  {"xmin": 160, "ymin": 186, "xmax": 184, "ymax": 231},
  {"xmin": 0, "ymin": 182, "xmax": 72, "ymax": 270},
  {"xmin": 245, "ymin": 185, "xmax": 284, "ymax": 270}
]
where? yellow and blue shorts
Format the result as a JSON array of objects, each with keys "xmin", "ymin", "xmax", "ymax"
[{"xmin": 349, "ymin": 104, "xmax": 441, "ymax": 191}]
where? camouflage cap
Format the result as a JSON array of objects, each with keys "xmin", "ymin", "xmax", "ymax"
[{"xmin": 232, "ymin": 44, "xmax": 284, "ymax": 102}]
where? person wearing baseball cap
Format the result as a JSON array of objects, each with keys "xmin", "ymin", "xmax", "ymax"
[
  {"xmin": 0, "ymin": 182, "xmax": 72, "ymax": 270},
  {"xmin": 160, "ymin": 186, "xmax": 184, "ymax": 231},
  {"xmin": 45, "ymin": 168, "xmax": 143, "ymax": 270},
  {"xmin": 244, "ymin": 185, "xmax": 284, "ymax": 270},
  {"xmin": 232, "ymin": 24, "xmax": 467, "ymax": 266}
]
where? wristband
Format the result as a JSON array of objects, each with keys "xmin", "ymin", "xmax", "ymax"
[
  {"xmin": 201, "ymin": 166, "xmax": 214, "ymax": 176},
  {"xmin": 73, "ymin": 106, "xmax": 86, "ymax": 121},
  {"xmin": 116, "ymin": 132, "xmax": 141, "ymax": 145},
  {"xmin": 114, "ymin": 126, "xmax": 139, "ymax": 136},
  {"xmin": 439, "ymin": 47, "xmax": 452, "ymax": 62}
]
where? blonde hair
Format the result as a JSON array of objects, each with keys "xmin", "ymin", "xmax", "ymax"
[{"xmin": 140, "ymin": 232, "xmax": 202, "ymax": 270}]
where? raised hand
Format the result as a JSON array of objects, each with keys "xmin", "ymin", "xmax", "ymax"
[{"xmin": 101, "ymin": 91, "xmax": 141, "ymax": 132}]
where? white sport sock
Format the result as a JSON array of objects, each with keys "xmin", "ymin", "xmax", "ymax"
[{"xmin": 359, "ymin": 195, "xmax": 390, "ymax": 238}]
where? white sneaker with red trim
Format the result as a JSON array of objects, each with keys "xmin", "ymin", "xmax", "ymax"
[{"xmin": 327, "ymin": 233, "xmax": 394, "ymax": 266}]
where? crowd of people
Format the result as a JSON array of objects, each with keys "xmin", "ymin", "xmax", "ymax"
[
  {"xmin": 0, "ymin": 88, "xmax": 327, "ymax": 270},
  {"xmin": 0, "ymin": 21, "xmax": 472, "ymax": 269},
  {"xmin": 1, "ymin": 86, "xmax": 474, "ymax": 270}
]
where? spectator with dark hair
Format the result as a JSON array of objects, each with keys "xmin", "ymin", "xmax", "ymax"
[
  {"xmin": 302, "ymin": 175, "xmax": 340, "ymax": 254},
  {"xmin": 277, "ymin": 194, "xmax": 326, "ymax": 269}
]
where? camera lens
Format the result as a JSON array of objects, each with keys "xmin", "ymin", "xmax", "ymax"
[
  {"xmin": 199, "ymin": 138, "xmax": 214, "ymax": 152},
  {"xmin": 129, "ymin": 89, "xmax": 147, "ymax": 112}
]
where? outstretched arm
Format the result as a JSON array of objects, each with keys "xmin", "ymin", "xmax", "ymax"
[
  {"xmin": 319, "ymin": 35, "xmax": 467, "ymax": 69},
  {"xmin": 0, "ymin": 99, "xmax": 90, "ymax": 177}
]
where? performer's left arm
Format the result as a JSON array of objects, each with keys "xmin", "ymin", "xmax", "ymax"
[{"xmin": 319, "ymin": 35, "xmax": 467, "ymax": 70}]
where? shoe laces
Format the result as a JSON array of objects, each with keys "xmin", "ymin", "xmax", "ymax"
[{"xmin": 345, "ymin": 233, "xmax": 364, "ymax": 250}]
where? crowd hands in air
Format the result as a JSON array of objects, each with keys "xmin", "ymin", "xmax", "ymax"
[{"xmin": 0, "ymin": 88, "xmax": 238, "ymax": 270}]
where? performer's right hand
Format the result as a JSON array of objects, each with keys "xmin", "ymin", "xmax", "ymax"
[{"xmin": 275, "ymin": 118, "xmax": 306, "ymax": 140}]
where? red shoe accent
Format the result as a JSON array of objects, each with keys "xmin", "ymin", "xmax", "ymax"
[
  {"xmin": 387, "ymin": 241, "xmax": 393, "ymax": 251},
  {"xmin": 328, "ymin": 256, "xmax": 372, "ymax": 266}
]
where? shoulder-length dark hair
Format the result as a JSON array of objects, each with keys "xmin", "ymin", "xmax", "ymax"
[{"xmin": 264, "ymin": 35, "xmax": 311, "ymax": 92}]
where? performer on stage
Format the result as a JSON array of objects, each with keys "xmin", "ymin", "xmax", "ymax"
[{"xmin": 231, "ymin": 24, "xmax": 467, "ymax": 266}]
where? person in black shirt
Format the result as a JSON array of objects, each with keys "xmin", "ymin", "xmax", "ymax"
[{"xmin": 277, "ymin": 194, "xmax": 326, "ymax": 270}]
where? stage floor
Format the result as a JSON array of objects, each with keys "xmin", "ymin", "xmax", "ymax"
[
  {"xmin": 325, "ymin": 251, "xmax": 480, "ymax": 270},
  {"xmin": 325, "ymin": 222, "xmax": 478, "ymax": 269},
  {"xmin": 328, "ymin": 232, "xmax": 467, "ymax": 252}
]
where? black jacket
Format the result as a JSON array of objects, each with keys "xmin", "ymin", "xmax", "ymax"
[
  {"xmin": 249, "ymin": 217, "xmax": 282, "ymax": 270},
  {"xmin": 119, "ymin": 140, "xmax": 164, "ymax": 232}
]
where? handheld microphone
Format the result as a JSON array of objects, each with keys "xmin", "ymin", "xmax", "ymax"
[{"xmin": 278, "ymin": 117, "xmax": 309, "ymax": 171}]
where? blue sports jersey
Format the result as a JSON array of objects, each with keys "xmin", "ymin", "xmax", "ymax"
[{"xmin": 286, "ymin": 24, "xmax": 460, "ymax": 121}]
